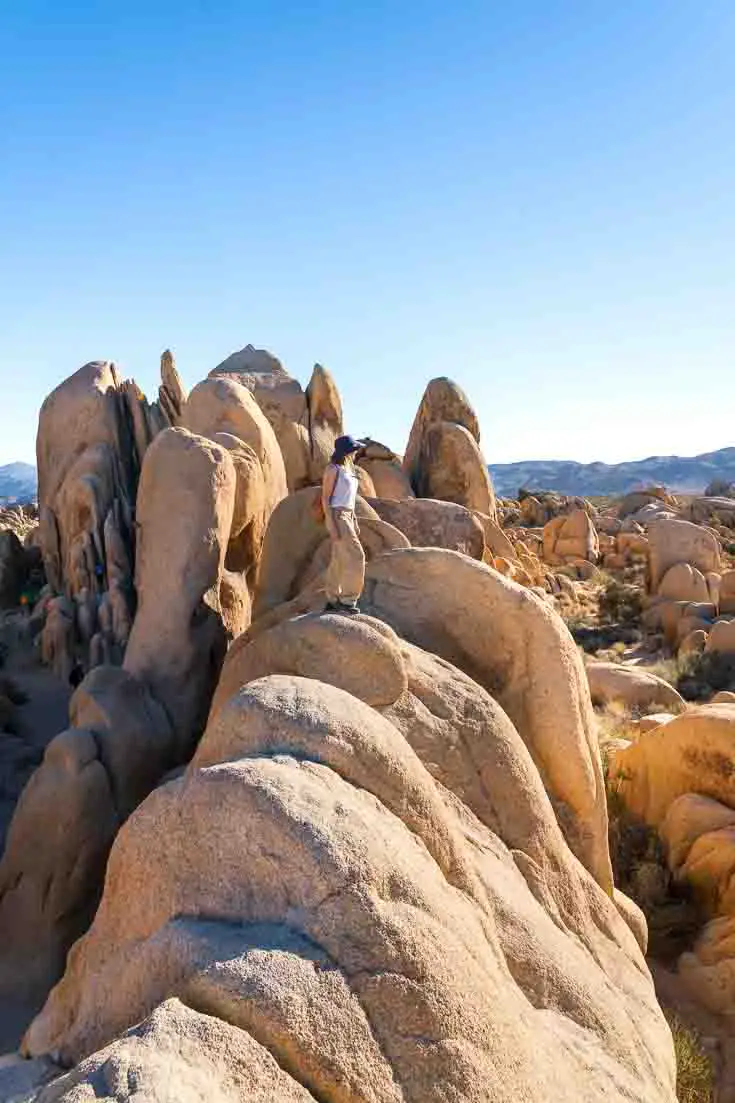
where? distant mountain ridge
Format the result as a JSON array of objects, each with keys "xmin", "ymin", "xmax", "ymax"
[
  {"xmin": 489, "ymin": 447, "xmax": 735, "ymax": 499},
  {"xmin": 3, "ymin": 446, "xmax": 735, "ymax": 505},
  {"xmin": 0, "ymin": 462, "xmax": 37, "ymax": 503}
]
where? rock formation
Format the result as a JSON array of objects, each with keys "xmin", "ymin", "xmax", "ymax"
[
  {"xmin": 356, "ymin": 439, "xmax": 414, "ymax": 500},
  {"xmin": 209, "ymin": 345, "xmax": 344, "ymax": 491},
  {"xmin": 0, "ymin": 530, "xmax": 28, "ymax": 609},
  {"xmin": 0, "ymin": 354, "xmax": 690, "ymax": 1100},
  {"xmin": 122, "ymin": 428, "xmax": 237, "ymax": 743},
  {"xmin": 543, "ymin": 508, "xmax": 599, "ymax": 566},
  {"xmin": 34, "ymin": 357, "xmax": 187, "ymax": 679},
  {"xmin": 23, "ymin": 665, "xmax": 674, "ymax": 1100},
  {"xmin": 403, "ymin": 377, "xmax": 497, "ymax": 520}
]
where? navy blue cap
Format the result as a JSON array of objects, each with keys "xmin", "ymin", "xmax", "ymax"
[{"xmin": 333, "ymin": 435, "xmax": 362, "ymax": 459}]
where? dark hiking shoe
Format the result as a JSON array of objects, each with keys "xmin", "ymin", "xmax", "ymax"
[
  {"xmin": 337, "ymin": 602, "xmax": 360, "ymax": 614},
  {"xmin": 323, "ymin": 601, "xmax": 341, "ymax": 613}
]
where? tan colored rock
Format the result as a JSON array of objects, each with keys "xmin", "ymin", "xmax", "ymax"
[
  {"xmin": 657, "ymin": 562, "xmax": 710, "ymax": 603},
  {"xmin": 630, "ymin": 713, "xmax": 677, "ymax": 735},
  {"xmin": 543, "ymin": 509, "xmax": 599, "ymax": 565},
  {"xmin": 357, "ymin": 455, "xmax": 414, "ymax": 500},
  {"xmin": 520, "ymin": 494, "xmax": 546, "ymax": 526},
  {"xmin": 369, "ymin": 497, "xmax": 485, "ymax": 558},
  {"xmin": 402, "ymin": 378, "xmax": 496, "ymax": 520},
  {"xmin": 687, "ymin": 496, "xmax": 735, "ymax": 527},
  {"xmin": 617, "ymin": 531, "xmax": 650, "ymax": 558},
  {"xmin": 614, "ymin": 703, "xmax": 735, "ymax": 826},
  {"xmin": 211, "ymin": 614, "xmax": 409, "ymax": 719},
  {"xmin": 0, "ymin": 530, "xmax": 27, "ymax": 608},
  {"xmin": 648, "ymin": 517, "xmax": 721, "ymax": 592},
  {"xmin": 706, "ymin": 570, "xmax": 721, "ymax": 607},
  {"xmin": 418, "ymin": 421, "xmax": 497, "ymax": 517},
  {"xmin": 720, "ymin": 570, "xmax": 735, "ymax": 615},
  {"xmin": 676, "ymin": 613, "xmax": 713, "ymax": 645},
  {"xmin": 40, "ymin": 596, "xmax": 75, "ymax": 682},
  {"xmin": 679, "ymin": 917, "xmax": 735, "ymax": 1014},
  {"xmin": 613, "ymin": 890, "xmax": 648, "ymax": 954},
  {"xmin": 705, "ymin": 618, "xmax": 735, "ymax": 654},
  {"xmin": 210, "ymin": 344, "xmax": 311, "ymax": 492},
  {"xmin": 211, "ymin": 432, "xmax": 268, "ymax": 583},
  {"xmin": 36, "ymin": 998, "xmax": 316, "ymax": 1102},
  {"xmin": 211, "ymin": 345, "xmax": 304, "ymax": 418},
  {"xmin": 34, "ymin": 359, "xmax": 175, "ymax": 669},
  {"xmin": 473, "ymin": 510, "xmax": 516, "ymax": 560},
  {"xmin": 24, "ymin": 672, "xmax": 674, "ymax": 1101},
  {"xmin": 208, "ymin": 347, "xmax": 347, "ymax": 491},
  {"xmin": 679, "ymin": 628, "xmax": 709, "ymax": 656},
  {"xmin": 712, "ymin": 691, "xmax": 735, "ymax": 705},
  {"xmin": 555, "ymin": 572, "xmax": 579, "ymax": 599},
  {"xmin": 360, "ymin": 547, "xmax": 612, "ymax": 891},
  {"xmin": 660, "ymin": 793, "xmax": 735, "ymax": 873},
  {"xmin": 196, "ymin": 675, "xmax": 476, "ymax": 898},
  {"xmin": 618, "ymin": 488, "xmax": 675, "ymax": 518},
  {"xmin": 0, "ymin": 728, "xmax": 118, "ymax": 1022},
  {"xmin": 158, "ymin": 349, "xmax": 187, "ymax": 425},
  {"xmin": 37, "ymin": 362, "xmax": 133, "ymax": 529},
  {"xmin": 69, "ymin": 665, "xmax": 174, "ymax": 818},
  {"xmin": 679, "ymin": 824, "xmax": 735, "ymax": 916},
  {"xmin": 0, "ymin": 662, "xmax": 178, "ymax": 1027},
  {"xmin": 643, "ymin": 598, "xmax": 700, "ymax": 646},
  {"xmin": 304, "ymin": 363, "xmax": 344, "ymax": 482},
  {"xmin": 353, "ymin": 464, "xmax": 376, "ymax": 499},
  {"xmin": 181, "ymin": 376, "xmax": 288, "ymax": 513},
  {"xmin": 218, "ymin": 568, "xmax": 252, "ymax": 639},
  {"xmin": 403, "ymin": 377, "xmax": 479, "ymax": 482},
  {"xmin": 586, "ymin": 662, "xmax": 685, "ymax": 714},
  {"xmin": 123, "ymin": 428, "xmax": 235, "ymax": 745}
]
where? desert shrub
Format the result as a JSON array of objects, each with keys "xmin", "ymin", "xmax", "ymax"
[
  {"xmin": 605, "ymin": 755, "xmax": 702, "ymax": 960},
  {"xmin": 598, "ymin": 575, "xmax": 643, "ymax": 625},
  {"xmin": 644, "ymin": 656, "xmax": 685, "ymax": 688},
  {"xmin": 570, "ymin": 623, "xmax": 640, "ymax": 654},
  {"xmin": 676, "ymin": 651, "xmax": 735, "ymax": 701},
  {"xmin": 704, "ymin": 477, "xmax": 734, "ymax": 498},
  {"xmin": 666, "ymin": 1012, "xmax": 714, "ymax": 1103}
]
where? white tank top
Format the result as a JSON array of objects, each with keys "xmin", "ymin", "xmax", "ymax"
[{"xmin": 329, "ymin": 464, "xmax": 359, "ymax": 510}]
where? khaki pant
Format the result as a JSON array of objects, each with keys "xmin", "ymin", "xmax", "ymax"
[{"xmin": 325, "ymin": 509, "xmax": 365, "ymax": 605}]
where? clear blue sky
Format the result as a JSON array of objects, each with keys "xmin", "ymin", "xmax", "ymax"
[{"xmin": 1, "ymin": 0, "xmax": 734, "ymax": 467}]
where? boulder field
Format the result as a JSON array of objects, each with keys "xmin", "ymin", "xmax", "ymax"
[{"xmin": 0, "ymin": 346, "xmax": 701, "ymax": 1100}]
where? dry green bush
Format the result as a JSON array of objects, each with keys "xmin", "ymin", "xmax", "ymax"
[
  {"xmin": 676, "ymin": 651, "xmax": 735, "ymax": 701},
  {"xmin": 598, "ymin": 574, "xmax": 643, "ymax": 625},
  {"xmin": 665, "ymin": 1012, "xmax": 714, "ymax": 1103},
  {"xmin": 599, "ymin": 709, "xmax": 703, "ymax": 960}
]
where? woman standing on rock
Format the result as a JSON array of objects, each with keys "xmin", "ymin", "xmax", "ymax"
[{"xmin": 321, "ymin": 435, "xmax": 366, "ymax": 613}]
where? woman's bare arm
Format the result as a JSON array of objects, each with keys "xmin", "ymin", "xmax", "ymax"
[{"xmin": 321, "ymin": 465, "xmax": 338, "ymax": 536}]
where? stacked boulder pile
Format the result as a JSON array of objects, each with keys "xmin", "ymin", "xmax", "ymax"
[
  {"xmin": 611, "ymin": 702, "xmax": 735, "ymax": 1020},
  {"xmin": 0, "ymin": 506, "xmax": 41, "ymax": 612},
  {"xmin": 0, "ymin": 350, "xmax": 681, "ymax": 1100},
  {"xmin": 643, "ymin": 517, "xmax": 732, "ymax": 656}
]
